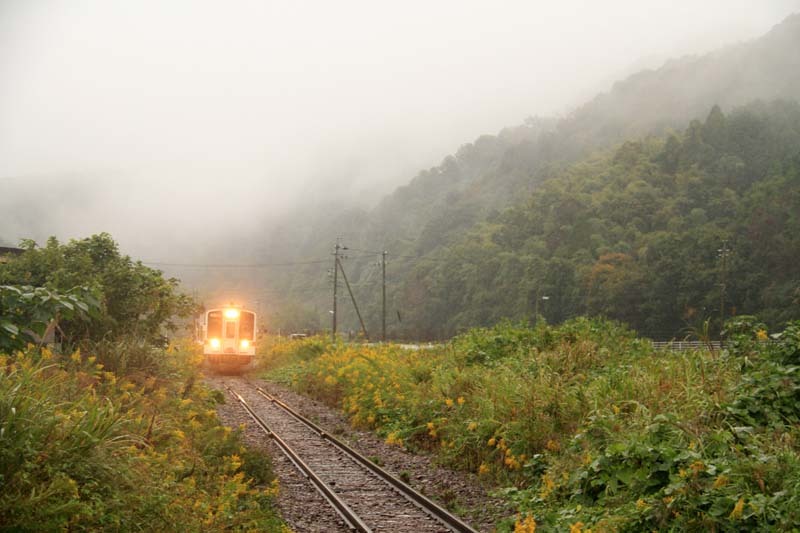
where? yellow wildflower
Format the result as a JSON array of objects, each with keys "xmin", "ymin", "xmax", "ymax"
[
  {"xmin": 478, "ymin": 463, "xmax": 490, "ymax": 475},
  {"xmin": 612, "ymin": 404, "xmax": 620, "ymax": 415},
  {"xmin": 514, "ymin": 514, "xmax": 536, "ymax": 533},
  {"xmin": 444, "ymin": 398, "xmax": 454, "ymax": 407},
  {"xmin": 545, "ymin": 439, "xmax": 560, "ymax": 452},
  {"xmin": 488, "ymin": 437, "xmax": 496, "ymax": 447},
  {"xmin": 457, "ymin": 396, "xmax": 465, "ymax": 405},
  {"xmin": 729, "ymin": 497, "xmax": 745, "ymax": 519},
  {"xmin": 467, "ymin": 421, "xmax": 478, "ymax": 431},
  {"xmin": 569, "ymin": 521, "xmax": 584, "ymax": 533},
  {"xmin": 263, "ymin": 478, "xmax": 280, "ymax": 497},
  {"xmin": 504, "ymin": 455, "xmax": 521, "ymax": 470},
  {"xmin": 713, "ymin": 474, "xmax": 729, "ymax": 489},
  {"xmin": 689, "ymin": 460, "xmax": 705, "ymax": 475},
  {"xmin": 756, "ymin": 329, "xmax": 768, "ymax": 341},
  {"xmin": 385, "ymin": 432, "xmax": 403, "ymax": 447},
  {"xmin": 427, "ymin": 422, "xmax": 437, "ymax": 438},
  {"xmin": 539, "ymin": 474, "xmax": 555, "ymax": 499},
  {"xmin": 636, "ymin": 498, "xmax": 647, "ymax": 510}
]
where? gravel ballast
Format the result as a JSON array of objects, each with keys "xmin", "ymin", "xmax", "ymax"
[{"xmin": 207, "ymin": 374, "xmax": 514, "ymax": 532}]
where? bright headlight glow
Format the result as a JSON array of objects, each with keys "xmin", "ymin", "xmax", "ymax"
[
  {"xmin": 210, "ymin": 338, "xmax": 221, "ymax": 348},
  {"xmin": 240, "ymin": 339, "xmax": 250, "ymax": 349},
  {"xmin": 224, "ymin": 308, "xmax": 240, "ymax": 319}
]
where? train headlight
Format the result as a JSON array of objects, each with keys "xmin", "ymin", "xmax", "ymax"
[
  {"xmin": 240, "ymin": 339, "xmax": 250, "ymax": 349},
  {"xmin": 210, "ymin": 338, "xmax": 221, "ymax": 349},
  {"xmin": 224, "ymin": 308, "xmax": 239, "ymax": 319}
]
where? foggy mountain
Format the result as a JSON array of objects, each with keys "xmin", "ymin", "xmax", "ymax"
[
  {"xmin": 256, "ymin": 13, "xmax": 800, "ymax": 334},
  {"xmin": 2, "ymin": 8, "xmax": 799, "ymax": 331},
  {"xmin": 276, "ymin": 13, "xmax": 800, "ymax": 256}
]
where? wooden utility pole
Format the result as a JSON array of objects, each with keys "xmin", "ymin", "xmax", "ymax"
[
  {"xmin": 332, "ymin": 241, "xmax": 339, "ymax": 342},
  {"xmin": 382, "ymin": 250, "xmax": 387, "ymax": 342},
  {"xmin": 718, "ymin": 240, "xmax": 731, "ymax": 342}
]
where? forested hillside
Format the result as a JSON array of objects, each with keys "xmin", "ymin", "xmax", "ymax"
[
  {"xmin": 396, "ymin": 101, "xmax": 800, "ymax": 338},
  {"xmin": 265, "ymin": 15, "xmax": 800, "ymax": 338}
]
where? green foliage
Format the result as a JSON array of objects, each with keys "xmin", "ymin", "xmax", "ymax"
[
  {"xmin": 0, "ymin": 233, "xmax": 283, "ymax": 531},
  {"xmin": 389, "ymin": 101, "xmax": 800, "ymax": 338},
  {"xmin": 451, "ymin": 320, "xmax": 543, "ymax": 365},
  {"xmin": 0, "ymin": 345, "xmax": 283, "ymax": 531},
  {"xmin": 726, "ymin": 320, "xmax": 800, "ymax": 427},
  {"xmin": 0, "ymin": 285, "xmax": 100, "ymax": 353},
  {"xmin": 266, "ymin": 316, "xmax": 800, "ymax": 531},
  {"xmin": 0, "ymin": 234, "xmax": 194, "ymax": 346}
]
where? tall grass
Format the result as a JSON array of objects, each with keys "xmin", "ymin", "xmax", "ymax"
[{"xmin": 0, "ymin": 344, "xmax": 284, "ymax": 531}]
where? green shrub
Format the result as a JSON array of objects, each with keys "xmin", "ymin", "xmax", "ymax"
[
  {"xmin": 0, "ymin": 347, "xmax": 283, "ymax": 531},
  {"xmin": 265, "ymin": 316, "xmax": 800, "ymax": 531}
]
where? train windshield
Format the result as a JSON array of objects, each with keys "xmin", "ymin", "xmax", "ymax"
[
  {"xmin": 239, "ymin": 312, "xmax": 255, "ymax": 341},
  {"xmin": 225, "ymin": 321, "xmax": 236, "ymax": 338},
  {"xmin": 207, "ymin": 311, "xmax": 222, "ymax": 338}
]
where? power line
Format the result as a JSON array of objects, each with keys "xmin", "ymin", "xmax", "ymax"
[
  {"xmin": 142, "ymin": 252, "xmax": 382, "ymax": 269},
  {"xmin": 342, "ymin": 248, "xmax": 448, "ymax": 263},
  {"xmin": 345, "ymin": 247, "xmax": 385, "ymax": 255},
  {"xmin": 141, "ymin": 259, "xmax": 331, "ymax": 268}
]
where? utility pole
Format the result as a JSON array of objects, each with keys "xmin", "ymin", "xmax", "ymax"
[
  {"xmin": 718, "ymin": 240, "xmax": 731, "ymax": 343},
  {"xmin": 332, "ymin": 240, "xmax": 340, "ymax": 342},
  {"xmin": 382, "ymin": 250, "xmax": 387, "ymax": 342},
  {"xmin": 534, "ymin": 290, "xmax": 550, "ymax": 324}
]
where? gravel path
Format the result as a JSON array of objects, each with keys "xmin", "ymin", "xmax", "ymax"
[{"xmin": 206, "ymin": 373, "xmax": 513, "ymax": 532}]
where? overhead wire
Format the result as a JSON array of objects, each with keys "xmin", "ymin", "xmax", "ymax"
[
  {"xmin": 142, "ymin": 254, "xmax": 375, "ymax": 268},
  {"xmin": 142, "ymin": 259, "xmax": 330, "ymax": 268}
]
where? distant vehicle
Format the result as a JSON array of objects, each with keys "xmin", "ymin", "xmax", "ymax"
[
  {"xmin": 288, "ymin": 333, "xmax": 308, "ymax": 340},
  {"xmin": 199, "ymin": 306, "xmax": 256, "ymax": 372}
]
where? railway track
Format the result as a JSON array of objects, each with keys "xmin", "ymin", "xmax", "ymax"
[{"xmin": 220, "ymin": 377, "xmax": 479, "ymax": 533}]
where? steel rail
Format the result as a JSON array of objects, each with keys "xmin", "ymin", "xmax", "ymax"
[
  {"xmin": 224, "ymin": 384, "xmax": 372, "ymax": 532},
  {"xmin": 250, "ymin": 382, "xmax": 479, "ymax": 533}
]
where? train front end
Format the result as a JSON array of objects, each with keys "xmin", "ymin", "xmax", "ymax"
[{"xmin": 202, "ymin": 307, "xmax": 256, "ymax": 372}]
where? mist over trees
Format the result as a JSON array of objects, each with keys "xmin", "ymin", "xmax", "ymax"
[
  {"xmin": 393, "ymin": 101, "xmax": 800, "ymax": 338},
  {"xmin": 257, "ymin": 15, "xmax": 800, "ymax": 337},
  {"xmin": 3, "ymin": 13, "xmax": 800, "ymax": 340}
]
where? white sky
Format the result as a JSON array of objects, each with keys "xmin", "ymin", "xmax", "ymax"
[{"xmin": 1, "ymin": 0, "xmax": 798, "ymax": 255}]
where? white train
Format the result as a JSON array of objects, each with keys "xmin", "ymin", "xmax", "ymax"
[{"xmin": 199, "ymin": 306, "xmax": 256, "ymax": 372}]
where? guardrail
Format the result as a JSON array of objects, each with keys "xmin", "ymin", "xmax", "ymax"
[{"xmin": 652, "ymin": 340, "xmax": 721, "ymax": 351}]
